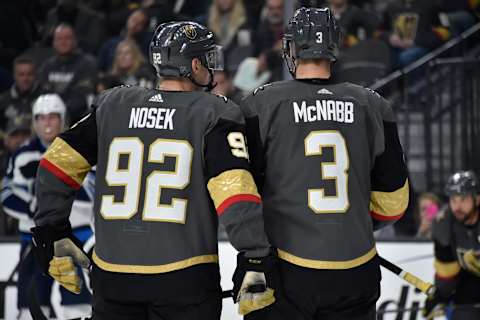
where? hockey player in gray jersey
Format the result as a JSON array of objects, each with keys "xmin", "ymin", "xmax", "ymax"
[
  {"xmin": 31, "ymin": 22, "xmax": 275, "ymax": 319},
  {"xmin": 240, "ymin": 7, "xmax": 410, "ymax": 320},
  {"xmin": 423, "ymin": 171, "xmax": 480, "ymax": 319}
]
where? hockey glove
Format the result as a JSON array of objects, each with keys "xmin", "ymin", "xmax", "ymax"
[
  {"xmin": 31, "ymin": 224, "xmax": 90, "ymax": 294},
  {"xmin": 232, "ymin": 250, "xmax": 276, "ymax": 315},
  {"xmin": 463, "ymin": 250, "xmax": 480, "ymax": 276},
  {"xmin": 422, "ymin": 289, "xmax": 447, "ymax": 320}
]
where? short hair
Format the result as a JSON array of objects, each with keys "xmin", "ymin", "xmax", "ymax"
[
  {"xmin": 13, "ymin": 55, "xmax": 34, "ymax": 67},
  {"xmin": 54, "ymin": 23, "xmax": 76, "ymax": 37}
]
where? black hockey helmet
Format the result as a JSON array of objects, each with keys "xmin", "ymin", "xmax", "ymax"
[
  {"xmin": 283, "ymin": 7, "xmax": 341, "ymax": 76},
  {"xmin": 445, "ymin": 170, "xmax": 479, "ymax": 197},
  {"xmin": 149, "ymin": 21, "xmax": 224, "ymax": 89}
]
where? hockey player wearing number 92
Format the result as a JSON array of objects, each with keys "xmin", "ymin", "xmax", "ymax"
[
  {"xmin": 31, "ymin": 21, "xmax": 276, "ymax": 319},
  {"xmin": 239, "ymin": 7, "xmax": 410, "ymax": 320}
]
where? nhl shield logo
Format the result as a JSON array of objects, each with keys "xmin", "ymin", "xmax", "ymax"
[{"xmin": 182, "ymin": 25, "xmax": 197, "ymax": 40}]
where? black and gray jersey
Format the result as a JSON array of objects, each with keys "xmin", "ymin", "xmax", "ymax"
[
  {"xmin": 431, "ymin": 209, "xmax": 480, "ymax": 296},
  {"xmin": 241, "ymin": 79, "xmax": 409, "ymax": 269},
  {"xmin": 34, "ymin": 85, "xmax": 269, "ymax": 274}
]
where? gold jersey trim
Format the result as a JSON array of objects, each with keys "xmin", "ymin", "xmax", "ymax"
[
  {"xmin": 207, "ymin": 169, "xmax": 260, "ymax": 209},
  {"xmin": 93, "ymin": 250, "xmax": 219, "ymax": 274},
  {"xmin": 277, "ymin": 246, "xmax": 377, "ymax": 269},
  {"xmin": 434, "ymin": 259, "xmax": 461, "ymax": 278},
  {"xmin": 43, "ymin": 137, "xmax": 91, "ymax": 185},
  {"xmin": 370, "ymin": 179, "xmax": 409, "ymax": 216}
]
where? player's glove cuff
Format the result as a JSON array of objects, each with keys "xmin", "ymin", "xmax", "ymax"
[{"xmin": 31, "ymin": 223, "xmax": 74, "ymax": 274}]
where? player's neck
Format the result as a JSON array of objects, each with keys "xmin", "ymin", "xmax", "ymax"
[
  {"xmin": 295, "ymin": 62, "xmax": 331, "ymax": 80},
  {"xmin": 158, "ymin": 78, "xmax": 197, "ymax": 92}
]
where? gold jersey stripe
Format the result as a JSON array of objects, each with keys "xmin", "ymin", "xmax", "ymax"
[
  {"xmin": 43, "ymin": 137, "xmax": 91, "ymax": 185},
  {"xmin": 207, "ymin": 169, "xmax": 260, "ymax": 209},
  {"xmin": 277, "ymin": 246, "xmax": 377, "ymax": 269},
  {"xmin": 434, "ymin": 259, "xmax": 461, "ymax": 278},
  {"xmin": 370, "ymin": 179, "xmax": 409, "ymax": 216},
  {"xmin": 93, "ymin": 250, "xmax": 219, "ymax": 274}
]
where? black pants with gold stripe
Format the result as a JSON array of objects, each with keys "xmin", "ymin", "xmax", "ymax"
[
  {"xmin": 246, "ymin": 255, "xmax": 381, "ymax": 320},
  {"xmin": 91, "ymin": 263, "xmax": 222, "ymax": 320}
]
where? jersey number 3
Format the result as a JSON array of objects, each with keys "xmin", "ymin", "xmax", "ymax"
[
  {"xmin": 100, "ymin": 138, "xmax": 192, "ymax": 223},
  {"xmin": 305, "ymin": 131, "xmax": 350, "ymax": 213}
]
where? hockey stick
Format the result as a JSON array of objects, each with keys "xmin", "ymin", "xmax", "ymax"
[
  {"xmin": 379, "ymin": 256, "xmax": 434, "ymax": 295},
  {"xmin": 221, "ymin": 256, "xmax": 435, "ymax": 298}
]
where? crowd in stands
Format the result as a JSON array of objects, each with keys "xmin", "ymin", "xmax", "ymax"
[{"xmin": 0, "ymin": 0, "xmax": 479, "ymax": 238}]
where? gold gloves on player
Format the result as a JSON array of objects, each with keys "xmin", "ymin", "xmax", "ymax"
[
  {"xmin": 236, "ymin": 271, "xmax": 275, "ymax": 315},
  {"xmin": 48, "ymin": 238, "xmax": 90, "ymax": 294},
  {"xmin": 463, "ymin": 250, "xmax": 480, "ymax": 276}
]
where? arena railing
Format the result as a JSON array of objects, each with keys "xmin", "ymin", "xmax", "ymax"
[{"xmin": 370, "ymin": 23, "xmax": 480, "ymax": 193}]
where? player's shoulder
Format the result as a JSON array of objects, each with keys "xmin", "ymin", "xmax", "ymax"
[
  {"xmin": 246, "ymin": 80, "xmax": 292, "ymax": 100},
  {"xmin": 197, "ymin": 91, "xmax": 243, "ymax": 119},
  {"xmin": 93, "ymin": 85, "xmax": 145, "ymax": 107},
  {"xmin": 335, "ymin": 82, "xmax": 381, "ymax": 102}
]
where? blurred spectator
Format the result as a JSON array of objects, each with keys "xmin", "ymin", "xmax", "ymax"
[
  {"xmin": 416, "ymin": 192, "xmax": 442, "ymax": 238},
  {"xmin": 212, "ymin": 70, "xmax": 243, "ymax": 103},
  {"xmin": 253, "ymin": 0, "xmax": 285, "ymax": 81},
  {"xmin": 110, "ymin": 39, "xmax": 156, "ymax": 88},
  {"xmin": 0, "ymin": 55, "xmax": 39, "ymax": 134},
  {"xmin": 233, "ymin": 56, "xmax": 272, "ymax": 95},
  {"xmin": 329, "ymin": 0, "xmax": 379, "ymax": 48},
  {"xmin": 42, "ymin": 0, "xmax": 107, "ymax": 54},
  {"xmin": 102, "ymin": 0, "xmax": 141, "ymax": 37},
  {"xmin": 243, "ymin": 0, "xmax": 267, "ymax": 29},
  {"xmin": 254, "ymin": 0, "xmax": 284, "ymax": 56},
  {"xmin": 38, "ymin": 24, "xmax": 97, "ymax": 123},
  {"xmin": 0, "ymin": 0, "xmax": 34, "ymax": 72},
  {"xmin": 208, "ymin": 0, "xmax": 253, "ymax": 71},
  {"xmin": 379, "ymin": 0, "xmax": 451, "ymax": 68},
  {"xmin": 142, "ymin": 0, "xmax": 175, "ymax": 33},
  {"xmin": 174, "ymin": 0, "xmax": 210, "ymax": 21},
  {"xmin": 98, "ymin": 9, "xmax": 150, "ymax": 72},
  {"xmin": 208, "ymin": 0, "xmax": 249, "ymax": 48},
  {"xmin": 1, "ymin": 94, "xmax": 93, "ymax": 319},
  {"xmin": 0, "ymin": 122, "xmax": 32, "ymax": 178},
  {"xmin": 438, "ymin": 0, "xmax": 478, "ymax": 36}
]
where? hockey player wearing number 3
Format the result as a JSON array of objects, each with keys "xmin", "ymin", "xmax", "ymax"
[
  {"xmin": 31, "ymin": 21, "xmax": 275, "ymax": 319},
  {"xmin": 239, "ymin": 7, "xmax": 410, "ymax": 320}
]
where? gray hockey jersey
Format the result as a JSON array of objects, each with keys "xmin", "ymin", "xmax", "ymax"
[
  {"xmin": 34, "ymin": 85, "xmax": 269, "ymax": 273},
  {"xmin": 241, "ymin": 79, "xmax": 409, "ymax": 269}
]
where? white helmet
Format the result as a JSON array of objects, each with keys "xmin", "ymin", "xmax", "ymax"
[{"xmin": 32, "ymin": 94, "xmax": 67, "ymax": 127}]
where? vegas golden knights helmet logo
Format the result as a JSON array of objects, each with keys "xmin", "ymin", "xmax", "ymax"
[{"xmin": 182, "ymin": 25, "xmax": 197, "ymax": 40}]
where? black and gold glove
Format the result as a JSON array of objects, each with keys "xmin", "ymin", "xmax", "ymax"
[
  {"xmin": 232, "ymin": 250, "xmax": 277, "ymax": 315},
  {"xmin": 31, "ymin": 224, "xmax": 90, "ymax": 294}
]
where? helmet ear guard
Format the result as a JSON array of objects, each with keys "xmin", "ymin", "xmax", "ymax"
[{"xmin": 282, "ymin": 34, "xmax": 296, "ymax": 76}]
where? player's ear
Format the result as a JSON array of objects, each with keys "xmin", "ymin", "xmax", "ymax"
[
  {"xmin": 191, "ymin": 58, "xmax": 201, "ymax": 74},
  {"xmin": 475, "ymin": 194, "xmax": 480, "ymax": 207}
]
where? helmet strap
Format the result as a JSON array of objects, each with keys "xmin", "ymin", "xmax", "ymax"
[{"xmin": 188, "ymin": 67, "xmax": 216, "ymax": 92}]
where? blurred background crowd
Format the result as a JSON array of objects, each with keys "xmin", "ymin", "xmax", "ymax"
[{"xmin": 0, "ymin": 0, "xmax": 479, "ymax": 240}]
